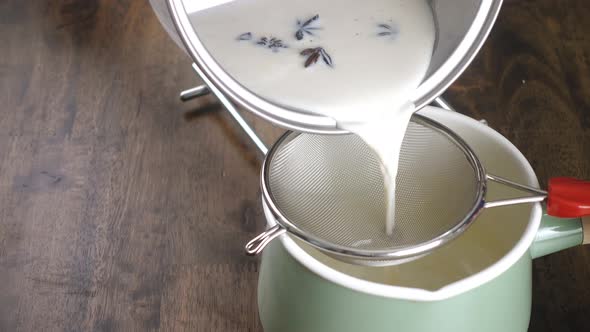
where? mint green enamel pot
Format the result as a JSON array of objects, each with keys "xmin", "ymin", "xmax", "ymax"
[{"xmin": 257, "ymin": 107, "xmax": 589, "ymax": 332}]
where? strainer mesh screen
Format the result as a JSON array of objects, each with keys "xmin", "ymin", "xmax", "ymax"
[{"xmin": 266, "ymin": 117, "xmax": 480, "ymax": 252}]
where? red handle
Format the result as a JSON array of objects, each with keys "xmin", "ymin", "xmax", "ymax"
[{"xmin": 547, "ymin": 177, "xmax": 590, "ymax": 218}]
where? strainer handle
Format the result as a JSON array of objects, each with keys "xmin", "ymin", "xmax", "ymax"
[
  {"xmin": 485, "ymin": 175, "xmax": 590, "ymax": 218},
  {"xmin": 547, "ymin": 177, "xmax": 590, "ymax": 218},
  {"xmin": 245, "ymin": 225, "xmax": 287, "ymax": 255},
  {"xmin": 484, "ymin": 174, "xmax": 548, "ymax": 208}
]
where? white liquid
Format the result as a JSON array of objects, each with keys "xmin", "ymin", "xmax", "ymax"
[
  {"xmin": 342, "ymin": 102, "xmax": 415, "ymax": 235},
  {"xmin": 191, "ymin": 0, "xmax": 435, "ymax": 236}
]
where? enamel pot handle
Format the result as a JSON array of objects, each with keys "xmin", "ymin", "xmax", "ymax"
[{"xmin": 547, "ymin": 177, "xmax": 590, "ymax": 218}]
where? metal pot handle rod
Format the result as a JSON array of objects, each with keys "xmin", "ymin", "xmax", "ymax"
[{"xmin": 183, "ymin": 63, "xmax": 269, "ymax": 155}]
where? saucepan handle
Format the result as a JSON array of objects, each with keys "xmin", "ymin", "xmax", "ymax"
[
  {"xmin": 484, "ymin": 176, "xmax": 590, "ymax": 258},
  {"xmin": 245, "ymin": 225, "xmax": 287, "ymax": 256}
]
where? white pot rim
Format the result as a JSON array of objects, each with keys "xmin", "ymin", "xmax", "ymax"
[{"xmin": 264, "ymin": 107, "xmax": 542, "ymax": 302}]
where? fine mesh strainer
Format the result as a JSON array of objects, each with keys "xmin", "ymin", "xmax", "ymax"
[{"xmin": 245, "ymin": 114, "xmax": 590, "ymax": 266}]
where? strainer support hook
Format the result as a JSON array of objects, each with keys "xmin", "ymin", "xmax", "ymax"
[{"xmin": 245, "ymin": 225, "xmax": 286, "ymax": 255}]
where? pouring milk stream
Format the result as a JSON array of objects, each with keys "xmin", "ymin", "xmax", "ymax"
[{"xmin": 192, "ymin": 0, "xmax": 436, "ymax": 237}]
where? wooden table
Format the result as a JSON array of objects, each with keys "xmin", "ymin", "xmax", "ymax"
[{"xmin": 1, "ymin": 1, "xmax": 589, "ymax": 331}]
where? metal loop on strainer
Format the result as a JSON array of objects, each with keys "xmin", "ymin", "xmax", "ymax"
[{"xmin": 250, "ymin": 114, "xmax": 487, "ymax": 266}]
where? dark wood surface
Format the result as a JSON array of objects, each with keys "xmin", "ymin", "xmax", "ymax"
[{"xmin": 1, "ymin": 1, "xmax": 589, "ymax": 331}]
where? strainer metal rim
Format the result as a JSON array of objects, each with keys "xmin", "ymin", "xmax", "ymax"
[{"xmin": 261, "ymin": 113, "xmax": 488, "ymax": 260}]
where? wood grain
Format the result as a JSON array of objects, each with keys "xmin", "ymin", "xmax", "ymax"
[{"xmin": 0, "ymin": 0, "xmax": 588, "ymax": 331}]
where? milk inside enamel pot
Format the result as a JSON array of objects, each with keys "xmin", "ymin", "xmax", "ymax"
[{"xmin": 190, "ymin": 0, "xmax": 436, "ymax": 241}]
